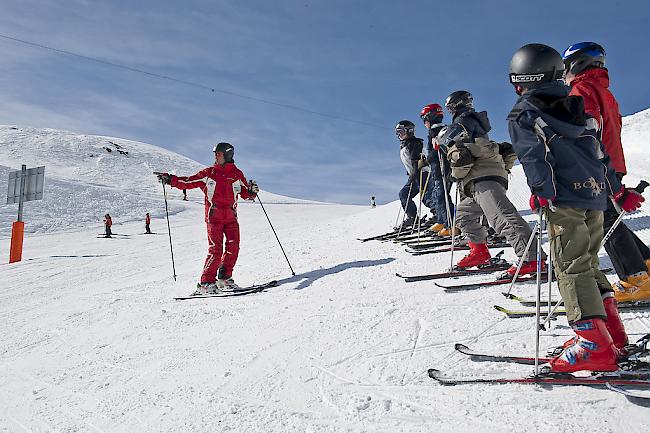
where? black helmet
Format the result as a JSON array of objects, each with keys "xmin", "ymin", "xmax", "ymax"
[
  {"xmin": 562, "ymin": 42, "xmax": 606, "ymax": 76},
  {"xmin": 509, "ymin": 43, "xmax": 564, "ymax": 89},
  {"xmin": 395, "ymin": 120, "xmax": 415, "ymax": 139},
  {"xmin": 213, "ymin": 142, "xmax": 234, "ymax": 162},
  {"xmin": 445, "ymin": 91, "xmax": 473, "ymax": 115}
]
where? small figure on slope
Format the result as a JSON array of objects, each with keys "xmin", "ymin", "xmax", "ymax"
[
  {"xmin": 155, "ymin": 142, "xmax": 259, "ymax": 294},
  {"xmin": 507, "ymin": 43, "xmax": 643, "ymax": 372},
  {"xmin": 103, "ymin": 213, "xmax": 112, "ymax": 238},
  {"xmin": 145, "ymin": 212, "xmax": 152, "ymax": 234}
]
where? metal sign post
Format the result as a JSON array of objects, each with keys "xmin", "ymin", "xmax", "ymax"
[{"xmin": 6, "ymin": 164, "xmax": 45, "ymax": 263}]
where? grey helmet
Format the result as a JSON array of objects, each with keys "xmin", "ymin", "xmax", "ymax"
[
  {"xmin": 562, "ymin": 42, "xmax": 606, "ymax": 75},
  {"xmin": 213, "ymin": 142, "xmax": 235, "ymax": 162},
  {"xmin": 509, "ymin": 43, "xmax": 564, "ymax": 90},
  {"xmin": 445, "ymin": 91, "xmax": 473, "ymax": 115}
]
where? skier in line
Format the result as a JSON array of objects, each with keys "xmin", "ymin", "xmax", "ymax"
[
  {"xmin": 562, "ymin": 42, "xmax": 650, "ymax": 303},
  {"xmin": 103, "ymin": 213, "xmax": 112, "ymax": 238},
  {"xmin": 395, "ymin": 120, "xmax": 432, "ymax": 229},
  {"xmin": 145, "ymin": 212, "xmax": 152, "ymax": 234},
  {"xmin": 155, "ymin": 142, "xmax": 259, "ymax": 293},
  {"xmin": 439, "ymin": 90, "xmax": 544, "ymax": 274},
  {"xmin": 507, "ymin": 43, "xmax": 643, "ymax": 372},
  {"xmin": 421, "ymin": 103, "xmax": 457, "ymax": 237}
]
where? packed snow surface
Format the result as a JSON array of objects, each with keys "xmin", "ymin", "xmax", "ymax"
[{"xmin": 1, "ymin": 114, "xmax": 650, "ymax": 432}]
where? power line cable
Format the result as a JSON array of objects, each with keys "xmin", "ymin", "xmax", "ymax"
[{"xmin": 0, "ymin": 33, "xmax": 387, "ymax": 129}]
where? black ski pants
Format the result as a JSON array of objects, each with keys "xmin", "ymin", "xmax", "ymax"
[{"xmin": 603, "ymin": 198, "xmax": 650, "ymax": 279}]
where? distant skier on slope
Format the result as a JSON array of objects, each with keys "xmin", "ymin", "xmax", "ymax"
[
  {"xmin": 562, "ymin": 42, "xmax": 650, "ymax": 303},
  {"xmin": 103, "ymin": 213, "xmax": 112, "ymax": 238},
  {"xmin": 507, "ymin": 43, "xmax": 643, "ymax": 372},
  {"xmin": 155, "ymin": 142, "xmax": 259, "ymax": 293},
  {"xmin": 145, "ymin": 212, "xmax": 152, "ymax": 234}
]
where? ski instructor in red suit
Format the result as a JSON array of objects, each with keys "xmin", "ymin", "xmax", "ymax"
[{"xmin": 155, "ymin": 142, "xmax": 259, "ymax": 293}]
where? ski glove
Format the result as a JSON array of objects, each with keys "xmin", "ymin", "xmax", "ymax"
[
  {"xmin": 248, "ymin": 180, "xmax": 259, "ymax": 195},
  {"xmin": 613, "ymin": 185, "xmax": 644, "ymax": 212},
  {"xmin": 417, "ymin": 155, "xmax": 428, "ymax": 170},
  {"xmin": 529, "ymin": 195, "xmax": 554, "ymax": 212},
  {"xmin": 154, "ymin": 172, "xmax": 172, "ymax": 184}
]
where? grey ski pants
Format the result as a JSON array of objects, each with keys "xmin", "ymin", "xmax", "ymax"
[{"xmin": 456, "ymin": 180, "xmax": 543, "ymax": 262}]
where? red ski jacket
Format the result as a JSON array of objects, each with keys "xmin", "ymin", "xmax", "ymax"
[
  {"xmin": 104, "ymin": 216, "xmax": 112, "ymax": 227},
  {"xmin": 568, "ymin": 68, "xmax": 626, "ymax": 174},
  {"xmin": 170, "ymin": 163, "xmax": 255, "ymax": 222},
  {"xmin": 145, "ymin": 214, "xmax": 151, "ymax": 224}
]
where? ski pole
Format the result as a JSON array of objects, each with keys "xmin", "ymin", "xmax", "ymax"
[
  {"xmin": 534, "ymin": 209, "xmax": 544, "ymax": 377},
  {"xmin": 449, "ymin": 185, "xmax": 460, "ymax": 272},
  {"xmin": 546, "ymin": 218, "xmax": 553, "ymax": 324},
  {"xmin": 502, "ymin": 221, "xmax": 540, "ymax": 299},
  {"xmin": 414, "ymin": 168, "xmax": 424, "ymax": 237},
  {"xmin": 437, "ymin": 148, "xmax": 453, "ymax": 230},
  {"xmin": 394, "ymin": 200, "xmax": 403, "ymax": 232},
  {"xmin": 397, "ymin": 181, "xmax": 414, "ymax": 238},
  {"xmin": 161, "ymin": 182, "xmax": 177, "ymax": 281},
  {"xmin": 416, "ymin": 167, "xmax": 432, "ymax": 239},
  {"xmin": 255, "ymin": 194, "xmax": 296, "ymax": 276}
]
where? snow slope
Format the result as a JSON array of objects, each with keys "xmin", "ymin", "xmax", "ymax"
[{"xmin": 1, "ymin": 113, "xmax": 650, "ymax": 433}]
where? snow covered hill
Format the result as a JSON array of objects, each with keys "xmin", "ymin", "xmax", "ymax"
[
  {"xmin": 0, "ymin": 125, "xmax": 317, "ymax": 237},
  {"xmin": 1, "ymin": 113, "xmax": 650, "ymax": 433}
]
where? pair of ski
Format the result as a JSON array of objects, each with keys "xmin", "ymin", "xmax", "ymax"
[
  {"xmin": 494, "ymin": 300, "xmax": 650, "ymax": 318},
  {"xmin": 357, "ymin": 220, "xmax": 434, "ymax": 243},
  {"xmin": 396, "ymin": 253, "xmax": 510, "ymax": 282},
  {"xmin": 407, "ymin": 242, "xmax": 510, "ymax": 256},
  {"xmin": 173, "ymin": 280, "xmax": 278, "ymax": 300},
  {"xmin": 429, "ymin": 337, "xmax": 650, "ymax": 396},
  {"xmin": 434, "ymin": 267, "xmax": 613, "ymax": 292}
]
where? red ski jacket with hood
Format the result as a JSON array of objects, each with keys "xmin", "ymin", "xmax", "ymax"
[
  {"xmin": 170, "ymin": 163, "xmax": 255, "ymax": 222},
  {"xmin": 568, "ymin": 68, "xmax": 626, "ymax": 174}
]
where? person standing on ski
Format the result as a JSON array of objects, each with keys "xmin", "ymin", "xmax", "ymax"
[
  {"xmin": 562, "ymin": 42, "xmax": 650, "ymax": 304},
  {"xmin": 145, "ymin": 212, "xmax": 152, "ymax": 234},
  {"xmin": 103, "ymin": 213, "xmax": 112, "ymax": 238},
  {"xmin": 421, "ymin": 103, "xmax": 455, "ymax": 237},
  {"xmin": 440, "ymin": 90, "xmax": 542, "ymax": 274},
  {"xmin": 155, "ymin": 142, "xmax": 259, "ymax": 293},
  {"xmin": 507, "ymin": 43, "xmax": 643, "ymax": 372},
  {"xmin": 396, "ymin": 120, "xmax": 431, "ymax": 229}
]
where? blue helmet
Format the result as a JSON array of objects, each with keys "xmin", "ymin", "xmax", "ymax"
[{"xmin": 562, "ymin": 42, "xmax": 606, "ymax": 75}]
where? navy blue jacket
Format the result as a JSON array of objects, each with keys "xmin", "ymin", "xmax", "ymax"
[
  {"xmin": 452, "ymin": 107, "xmax": 491, "ymax": 139},
  {"xmin": 508, "ymin": 81, "xmax": 621, "ymax": 211},
  {"xmin": 426, "ymin": 123, "xmax": 448, "ymax": 178}
]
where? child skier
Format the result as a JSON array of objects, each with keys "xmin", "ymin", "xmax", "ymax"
[
  {"xmin": 507, "ymin": 43, "xmax": 643, "ymax": 372},
  {"xmin": 439, "ymin": 90, "xmax": 543, "ymax": 274},
  {"xmin": 562, "ymin": 41, "xmax": 650, "ymax": 303},
  {"xmin": 155, "ymin": 142, "xmax": 259, "ymax": 293},
  {"xmin": 421, "ymin": 103, "xmax": 456, "ymax": 237},
  {"xmin": 395, "ymin": 120, "xmax": 431, "ymax": 229}
]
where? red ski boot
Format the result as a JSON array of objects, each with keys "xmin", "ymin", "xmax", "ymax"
[
  {"xmin": 455, "ymin": 242, "xmax": 491, "ymax": 269},
  {"xmin": 603, "ymin": 296, "xmax": 629, "ymax": 352},
  {"xmin": 548, "ymin": 318, "xmax": 619, "ymax": 373},
  {"xmin": 506, "ymin": 260, "xmax": 547, "ymax": 277}
]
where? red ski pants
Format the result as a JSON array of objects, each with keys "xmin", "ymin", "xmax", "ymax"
[{"xmin": 201, "ymin": 218, "xmax": 240, "ymax": 283}]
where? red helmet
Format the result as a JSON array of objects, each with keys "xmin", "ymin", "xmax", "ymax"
[{"xmin": 420, "ymin": 104, "xmax": 444, "ymax": 123}]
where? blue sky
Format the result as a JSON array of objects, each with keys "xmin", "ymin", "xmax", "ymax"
[{"xmin": 0, "ymin": 0, "xmax": 648, "ymax": 204}]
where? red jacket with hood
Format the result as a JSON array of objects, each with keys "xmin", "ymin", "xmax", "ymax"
[
  {"xmin": 568, "ymin": 68, "xmax": 626, "ymax": 174},
  {"xmin": 170, "ymin": 162, "xmax": 254, "ymax": 222}
]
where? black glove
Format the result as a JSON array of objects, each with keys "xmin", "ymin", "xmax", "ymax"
[
  {"xmin": 248, "ymin": 180, "xmax": 259, "ymax": 195},
  {"xmin": 154, "ymin": 172, "xmax": 172, "ymax": 184}
]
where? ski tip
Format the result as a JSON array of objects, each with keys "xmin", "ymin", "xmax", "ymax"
[
  {"xmin": 454, "ymin": 343, "xmax": 469, "ymax": 351},
  {"xmin": 494, "ymin": 305, "xmax": 508, "ymax": 313},
  {"xmin": 427, "ymin": 368, "xmax": 440, "ymax": 379},
  {"xmin": 502, "ymin": 293, "xmax": 520, "ymax": 300}
]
